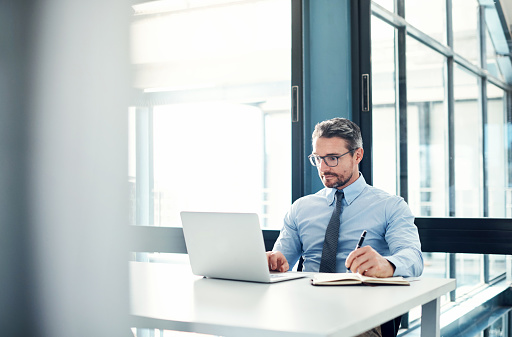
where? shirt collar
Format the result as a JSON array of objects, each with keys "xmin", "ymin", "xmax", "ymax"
[{"xmin": 326, "ymin": 173, "xmax": 366, "ymax": 206}]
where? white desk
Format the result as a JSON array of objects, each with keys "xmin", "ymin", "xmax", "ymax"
[{"xmin": 130, "ymin": 262, "xmax": 455, "ymax": 337}]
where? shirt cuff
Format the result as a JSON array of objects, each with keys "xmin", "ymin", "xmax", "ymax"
[{"xmin": 385, "ymin": 256, "xmax": 403, "ymax": 277}]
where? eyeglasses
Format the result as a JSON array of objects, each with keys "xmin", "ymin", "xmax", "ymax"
[{"xmin": 308, "ymin": 149, "xmax": 355, "ymax": 167}]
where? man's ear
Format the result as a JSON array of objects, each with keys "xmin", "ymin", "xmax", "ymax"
[{"xmin": 355, "ymin": 148, "xmax": 364, "ymax": 164}]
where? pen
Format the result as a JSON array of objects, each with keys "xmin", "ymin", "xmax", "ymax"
[
  {"xmin": 347, "ymin": 230, "xmax": 367, "ymax": 272},
  {"xmin": 355, "ymin": 230, "xmax": 367, "ymax": 249}
]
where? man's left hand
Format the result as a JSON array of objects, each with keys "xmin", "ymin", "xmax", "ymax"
[{"xmin": 345, "ymin": 246, "xmax": 395, "ymax": 277}]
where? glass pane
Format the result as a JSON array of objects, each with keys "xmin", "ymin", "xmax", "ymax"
[
  {"xmin": 406, "ymin": 37, "xmax": 447, "ymax": 216},
  {"xmin": 455, "ymin": 253, "xmax": 483, "ymax": 297},
  {"xmin": 452, "ymin": 0, "xmax": 479, "ymax": 65},
  {"xmin": 486, "ymin": 28, "xmax": 504, "ymax": 80},
  {"xmin": 372, "ymin": 0, "xmax": 394, "ymax": 13},
  {"xmin": 405, "ymin": 0, "xmax": 446, "ymax": 44},
  {"xmin": 489, "ymin": 316, "xmax": 504, "ymax": 337},
  {"xmin": 408, "ymin": 252, "xmax": 449, "ymax": 322},
  {"xmin": 371, "ymin": 16, "xmax": 397, "ymax": 195},
  {"xmin": 423, "ymin": 252, "xmax": 449, "ymax": 279},
  {"xmin": 130, "ymin": 0, "xmax": 292, "ymax": 228},
  {"xmin": 454, "ymin": 65, "xmax": 481, "ymax": 217},
  {"xmin": 487, "ymin": 83, "xmax": 506, "ymax": 217},
  {"xmin": 422, "ymin": 252, "xmax": 450, "ymax": 310},
  {"xmin": 152, "ymin": 103, "xmax": 266, "ymax": 224},
  {"xmin": 423, "ymin": 253, "xmax": 450, "ymax": 309},
  {"xmin": 128, "ymin": 108, "xmax": 136, "ymax": 226},
  {"xmin": 489, "ymin": 254, "xmax": 506, "ymax": 280}
]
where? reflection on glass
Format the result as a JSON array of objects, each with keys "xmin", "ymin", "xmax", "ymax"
[
  {"xmin": 369, "ymin": 0, "xmax": 510, "ymax": 316},
  {"xmin": 371, "ymin": 16, "xmax": 397, "ymax": 195},
  {"xmin": 486, "ymin": 28, "xmax": 504, "ymax": 80},
  {"xmin": 486, "ymin": 93, "xmax": 508, "ymax": 291},
  {"xmin": 452, "ymin": 0, "xmax": 479, "ymax": 64},
  {"xmin": 406, "ymin": 37, "xmax": 447, "ymax": 217},
  {"xmin": 489, "ymin": 316, "xmax": 504, "ymax": 337},
  {"xmin": 128, "ymin": 108, "xmax": 136, "ymax": 226},
  {"xmin": 405, "ymin": 0, "xmax": 446, "ymax": 44},
  {"xmin": 487, "ymin": 83, "xmax": 506, "ymax": 217},
  {"xmin": 455, "ymin": 253, "xmax": 483, "ymax": 297},
  {"xmin": 454, "ymin": 65, "xmax": 481, "ymax": 217},
  {"xmin": 489, "ymin": 254, "xmax": 507, "ymax": 281},
  {"xmin": 129, "ymin": 0, "xmax": 291, "ymax": 228},
  {"xmin": 409, "ymin": 252, "xmax": 449, "ymax": 322}
]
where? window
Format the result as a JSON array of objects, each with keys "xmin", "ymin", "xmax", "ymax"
[
  {"xmin": 367, "ymin": 0, "xmax": 512, "ymax": 333},
  {"xmin": 129, "ymin": 0, "xmax": 292, "ymax": 228},
  {"xmin": 371, "ymin": 15, "xmax": 398, "ymax": 195},
  {"xmin": 452, "ymin": 0, "xmax": 479, "ymax": 65},
  {"xmin": 373, "ymin": 0, "xmax": 393, "ymax": 12},
  {"xmin": 486, "ymin": 29, "xmax": 505, "ymax": 81},
  {"xmin": 487, "ymin": 83, "xmax": 507, "ymax": 217},
  {"xmin": 405, "ymin": 0, "xmax": 446, "ymax": 43},
  {"xmin": 453, "ymin": 65, "xmax": 481, "ymax": 217},
  {"xmin": 406, "ymin": 36, "xmax": 447, "ymax": 217}
]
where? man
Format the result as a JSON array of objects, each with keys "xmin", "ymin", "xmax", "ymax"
[{"xmin": 266, "ymin": 118, "xmax": 423, "ymax": 337}]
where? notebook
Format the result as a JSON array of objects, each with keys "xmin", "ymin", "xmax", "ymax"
[
  {"xmin": 311, "ymin": 273, "xmax": 410, "ymax": 286},
  {"xmin": 180, "ymin": 211, "xmax": 307, "ymax": 283}
]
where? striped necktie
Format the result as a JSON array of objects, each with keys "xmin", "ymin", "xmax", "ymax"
[{"xmin": 319, "ymin": 190, "xmax": 343, "ymax": 273}]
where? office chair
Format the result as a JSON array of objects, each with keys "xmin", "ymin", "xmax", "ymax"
[{"xmin": 381, "ymin": 316, "xmax": 401, "ymax": 337}]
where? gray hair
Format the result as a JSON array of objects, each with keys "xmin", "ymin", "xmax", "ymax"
[{"xmin": 312, "ymin": 118, "xmax": 363, "ymax": 150}]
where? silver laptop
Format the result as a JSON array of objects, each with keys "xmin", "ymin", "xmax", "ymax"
[{"xmin": 180, "ymin": 211, "xmax": 307, "ymax": 283}]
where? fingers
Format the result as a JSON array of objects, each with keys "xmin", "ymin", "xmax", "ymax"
[
  {"xmin": 268, "ymin": 252, "xmax": 288, "ymax": 272},
  {"xmin": 345, "ymin": 246, "xmax": 371, "ymax": 274},
  {"xmin": 266, "ymin": 251, "xmax": 289, "ymax": 272},
  {"xmin": 355, "ymin": 260, "xmax": 374, "ymax": 276},
  {"xmin": 345, "ymin": 246, "xmax": 394, "ymax": 277}
]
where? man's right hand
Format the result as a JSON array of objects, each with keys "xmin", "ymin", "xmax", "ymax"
[{"xmin": 266, "ymin": 251, "xmax": 289, "ymax": 272}]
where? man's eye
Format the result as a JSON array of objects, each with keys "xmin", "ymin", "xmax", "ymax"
[{"xmin": 327, "ymin": 156, "xmax": 337, "ymax": 162}]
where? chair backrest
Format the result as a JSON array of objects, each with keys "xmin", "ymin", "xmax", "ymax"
[
  {"xmin": 415, "ymin": 217, "xmax": 512, "ymax": 255},
  {"xmin": 131, "ymin": 226, "xmax": 278, "ymax": 254},
  {"xmin": 130, "ymin": 226, "xmax": 187, "ymax": 253},
  {"xmin": 262, "ymin": 217, "xmax": 512, "ymax": 272},
  {"xmin": 130, "ymin": 217, "xmax": 512, "ymax": 257}
]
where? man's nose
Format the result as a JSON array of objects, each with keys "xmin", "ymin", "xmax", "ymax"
[{"xmin": 319, "ymin": 158, "xmax": 330, "ymax": 171}]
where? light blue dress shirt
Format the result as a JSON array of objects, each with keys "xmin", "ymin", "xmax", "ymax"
[{"xmin": 273, "ymin": 174, "xmax": 423, "ymax": 277}]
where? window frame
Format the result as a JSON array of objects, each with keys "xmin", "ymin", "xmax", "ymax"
[{"xmin": 352, "ymin": 0, "xmax": 512, "ymax": 333}]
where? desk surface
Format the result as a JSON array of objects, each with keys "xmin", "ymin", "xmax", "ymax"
[{"xmin": 130, "ymin": 262, "xmax": 455, "ymax": 337}]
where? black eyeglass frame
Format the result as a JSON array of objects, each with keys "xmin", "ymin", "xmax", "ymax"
[{"xmin": 308, "ymin": 149, "xmax": 356, "ymax": 167}]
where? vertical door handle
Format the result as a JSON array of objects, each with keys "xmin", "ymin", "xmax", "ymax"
[
  {"xmin": 292, "ymin": 86, "xmax": 299, "ymax": 122},
  {"xmin": 362, "ymin": 74, "xmax": 369, "ymax": 112}
]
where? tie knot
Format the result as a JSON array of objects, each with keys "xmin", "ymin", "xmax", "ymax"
[{"xmin": 335, "ymin": 190, "xmax": 343, "ymax": 200}]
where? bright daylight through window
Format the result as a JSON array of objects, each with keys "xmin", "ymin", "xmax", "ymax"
[
  {"xmin": 129, "ymin": 0, "xmax": 292, "ymax": 229},
  {"xmin": 370, "ymin": 0, "xmax": 511, "ymax": 327}
]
